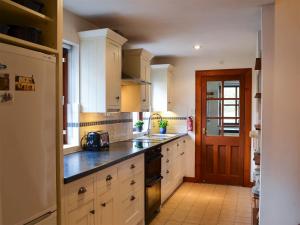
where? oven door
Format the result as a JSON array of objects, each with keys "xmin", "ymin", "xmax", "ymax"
[{"xmin": 145, "ymin": 176, "xmax": 162, "ymax": 225}]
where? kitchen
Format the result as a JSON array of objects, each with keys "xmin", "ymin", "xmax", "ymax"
[{"xmin": 0, "ymin": 1, "xmax": 300, "ymax": 225}]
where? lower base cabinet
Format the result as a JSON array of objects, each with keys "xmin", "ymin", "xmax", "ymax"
[
  {"xmin": 161, "ymin": 137, "xmax": 186, "ymax": 204},
  {"xmin": 66, "ymin": 200, "xmax": 96, "ymax": 225},
  {"xmin": 64, "ymin": 154, "xmax": 144, "ymax": 225}
]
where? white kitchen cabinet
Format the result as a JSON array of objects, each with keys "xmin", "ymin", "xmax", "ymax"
[
  {"xmin": 151, "ymin": 64, "xmax": 174, "ymax": 112},
  {"xmin": 161, "ymin": 137, "xmax": 186, "ymax": 204},
  {"xmin": 79, "ymin": 29, "xmax": 127, "ymax": 112},
  {"xmin": 121, "ymin": 49, "xmax": 153, "ymax": 112},
  {"xmin": 97, "ymin": 191, "xmax": 118, "ymax": 225},
  {"xmin": 66, "ymin": 200, "xmax": 96, "ymax": 225},
  {"xmin": 64, "ymin": 154, "xmax": 144, "ymax": 225}
]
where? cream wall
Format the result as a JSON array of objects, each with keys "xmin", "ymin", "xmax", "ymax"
[
  {"xmin": 63, "ymin": 9, "xmax": 98, "ymax": 44},
  {"xmin": 260, "ymin": 1, "xmax": 300, "ymax": 225},
  {"xmin": 153, "ymin": 55, "xmax": 256, "ymax": 177}
]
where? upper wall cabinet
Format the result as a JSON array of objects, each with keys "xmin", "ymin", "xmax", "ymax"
[
  {"xmin": 79, "ymin": 28, "xmax": 127, "ymax": 113},
  {"xmin": 121, "ymin": 49, "xmax": 153, "ymax": 112},
  {"xmin": 151, "ymin": 64, "xmax": 174, "ymax": 112}
]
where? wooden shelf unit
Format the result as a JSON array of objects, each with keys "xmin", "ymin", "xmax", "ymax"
[
  {"xmin": 0, "ymin": 33, "xmax": 58, "ymax": 54},
  {"xmin": 0, "ymin": 0, "xmax": 59, "ymax": 52},
  {"xmin": 0, "ymin": 0, "xmax": 53, "ymax": 22}
]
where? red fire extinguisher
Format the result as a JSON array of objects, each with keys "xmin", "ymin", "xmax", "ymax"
[{"xmin": 187, "ymin": 116, "xmax": 193, "ymax": 131}]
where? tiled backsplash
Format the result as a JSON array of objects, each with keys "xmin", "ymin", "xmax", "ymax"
[
  {"xmin": 146, "ymin": 112, "xmax": 188, "ymax": 134},
  {"xmin": 78, "ymin": 112, "xmax": 133, "ymax": 143}
]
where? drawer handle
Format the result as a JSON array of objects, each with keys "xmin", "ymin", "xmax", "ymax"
[
  {"xmin": 142, "ymin": 99, "xmax": 146, "ymax": 102},
  {"xmin": 115, "ymin": 96, "xmax": 120, "ymax": 100},
  {"xmin": 180, "ymin": 152, "xmax": 185, "ymax": 156},
  {"xmin": 106, "ymin": 175, "xmax": 113, "ymax": 182},
  {"xmin": 101, "ymin": 203, "xmax": 106, "ymax": 207},
  {"xmin": 166, "ymin": 170, "xmax": 169, "ymax": 174},
  {"xmin": 78, "ymin": 187, "xmax": 87, "ymax": 195},
  {"xmin": 130, "ymin": 164, "xmax": 136, "ymax": 169},
  {"xmin": 166, "ymin": 159, "xmax": 169, "ymax": 163},
  {"xmin": 130, "ymin": 180, "xmax": 136, "ymax": 185},
  {"xmin": 89, "ymin": 210, "xmax": 95, "ymax": 214},
  {"xmin": 130, "ymin": 196, "xmax": 136, "ymax": 201}
]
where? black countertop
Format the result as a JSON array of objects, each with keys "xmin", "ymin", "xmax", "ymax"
[{"xmin": 64, "ymin": 133, "xmax": 188, "ymax": 184}]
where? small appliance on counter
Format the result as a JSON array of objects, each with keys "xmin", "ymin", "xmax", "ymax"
[{"xmin": 81, "ymin": 131, "xmax": 110, "ymax": 151}]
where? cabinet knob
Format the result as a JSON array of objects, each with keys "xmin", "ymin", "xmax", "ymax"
[
  {"xmin": 0, "ymin": 63, "xmax": 7, "ymax": 70},
  {"xmin": 183, "ymin": 140, "xmax": 186, "ymax": 143},
  {"xmin": 115, "ymin": 96, "xmax": 120, "ymax": 100},
  {"xmin": 181, "ymin": 152, "xmax": 185, "ymax": 156},
  {"xmin": 168, "ymin": 101, "xmax": 171, "ymax": 104},
  {"xmin": 142, "ymin": 99, "xmax": 146, "ymax": 102},
  {"xmin": 101, "ymin": 203, "xmax": 106, "ymax": 207},
  {"xmin": 166, "ymin": 148, "xmax": 170, "ymax": 152},
  {"xmin": 106, "ymin": 175, "xmax": 113, "ymax": 182},
  {"xmin": 166, "ymin": 159, "xmax": 169, "ymax": 163},
  {"xmin": 166, "ymin": 170, "xmax": 169, "ymax": 174},
  {"xmin": 130, "ymin": 164, "xmax": 136, "ymax": 169},
  {"xmin": 130, "ymin": 196, "xmax": 136, "ymax": 201},
  {"xmin": 78, "ymin": 187, "xmax": 87, "ymax": 195},
  {"xmin": 89, "ymin": 210, "xmax": 95, "ymax": 214},
  {"xmin": 130, "ymin": 180, "xmax": 136, "ymax": 185}
]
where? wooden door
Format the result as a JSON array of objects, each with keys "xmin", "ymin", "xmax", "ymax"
[{"xmin": 195, "ymin": 69, "xmax": 252, "ymax": 186}]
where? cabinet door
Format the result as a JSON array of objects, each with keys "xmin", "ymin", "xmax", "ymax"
[
  {"xmin": 167, "ymin": 70, "xmax": 173, "ymax": 111},
  {"xmin": 67, "ymin": 200, "xmax": 95, "ymax": 225},
  {"xmin": 141, "ymin": 58, "xmax": 150, "ymax": 111},
  {"xmin": 106, "ymin": 40, "xmax": 121, "ymax": 109},
  {"xmin": 97, "ymin": 191, "xmax": 118, "ymax": 225}
]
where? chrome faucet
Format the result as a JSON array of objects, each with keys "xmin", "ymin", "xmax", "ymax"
[{"xmin": 147, "ymin": 113, "xmax": 162, "ymax": 135}]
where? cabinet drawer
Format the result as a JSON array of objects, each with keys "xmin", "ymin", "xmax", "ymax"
[
  {"xmin": 120, "ymin": 172, "xmax": 144, "ymax": 199},
  {"xmin": 120, "ymin": 190, "xmax": 144, "ymax": 225},
  {"xmin": 118, "ymin": 155, "xmax": 144, "ymax": 181},
  {"xmin": 96, "ymin": 166, "xmax": 118, "ymax": 196},
  {"xmin": 65, "ymin": 176, "xmax": 95, "ymax": 210}
]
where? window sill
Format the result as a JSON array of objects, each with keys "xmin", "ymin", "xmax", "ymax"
[
  {"xmin": 132, "ymin": 130, "xmax": 148, "ymax": 138},
  {"xmin": 63, "ymin": 144, "xmax": 81, "ymax": 155}
]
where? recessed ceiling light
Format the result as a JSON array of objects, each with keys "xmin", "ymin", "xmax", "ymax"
[{"xmin": 194, "ymin": 44, "xmax": 201, "ymax": 50}]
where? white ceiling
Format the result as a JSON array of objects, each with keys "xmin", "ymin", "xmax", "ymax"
[{"xmin": 64, "ymin": 0, "xmax": 273, "ymax": 58}]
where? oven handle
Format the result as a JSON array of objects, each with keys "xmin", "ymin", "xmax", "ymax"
[{"xmin": 146, "ymin": 176, "xmax": 163, "ymax": 188}]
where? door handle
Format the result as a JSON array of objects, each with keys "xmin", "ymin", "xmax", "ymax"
[{"xmin": 202, "ymin": 128, "xmax": 207, "ymax": 135}]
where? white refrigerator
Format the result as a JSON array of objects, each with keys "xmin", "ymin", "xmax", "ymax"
[{"xmin": 0, "ymin": 43, "xmax": 57, "ymax": 225}]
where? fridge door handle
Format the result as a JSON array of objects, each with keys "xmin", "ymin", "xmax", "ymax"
[{"xmin": 24, "ymin": 211, "xmax": 55, "ymax": 225}]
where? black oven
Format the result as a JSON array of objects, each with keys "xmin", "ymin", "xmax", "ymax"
[{"xmin": 145, "ymin": 146, "xmax": 163, "ymax": 225}]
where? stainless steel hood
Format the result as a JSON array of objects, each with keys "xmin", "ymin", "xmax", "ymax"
[{"xmin": 121, "ymin": 73, "xmax": 151, "ymax": 86}]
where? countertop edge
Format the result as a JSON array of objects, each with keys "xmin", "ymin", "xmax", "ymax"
[{"xmin": 64, "ymin": 133, "xmax": 188, "ymax": 184}]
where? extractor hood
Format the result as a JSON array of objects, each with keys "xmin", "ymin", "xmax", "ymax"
[{"xmin": 121, "ymin": 73, "xmax": 151, "ymax": 86}]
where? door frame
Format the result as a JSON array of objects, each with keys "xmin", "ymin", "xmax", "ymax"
[{"xmin": 195, "ymin": 68, "xmax": 252, "ymax": 187}]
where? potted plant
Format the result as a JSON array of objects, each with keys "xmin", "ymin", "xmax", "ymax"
[
  {"xmin": 158, "ymin": 120, "xmax": 168, "ymax": 134},
  {"xmin": 135, "ymin": 120, "xmax": 144, "ymax": 132}
]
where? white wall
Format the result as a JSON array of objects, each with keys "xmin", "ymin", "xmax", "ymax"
[
  {"xmin": 260, "ymin": 1, "xmax": 300, "ymax": 225},
  {"xmin": 153, "ymin": 54, "xmax": 256, "ymax": 177},
  {"xmin": 63, "ymin": 9, "xmax": 98, "ymax": 44}
]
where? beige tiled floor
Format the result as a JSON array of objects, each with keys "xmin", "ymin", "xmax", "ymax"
[{"xmin": 150, "ymin": 182, "xmax": 252, "ymax": 225}]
